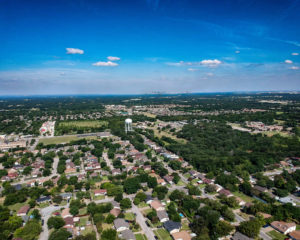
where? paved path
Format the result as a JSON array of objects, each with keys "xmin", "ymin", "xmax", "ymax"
[
  {"xmin": 131, "ymin": 203, "xmax": 156, "ymax": 240},
  {"xmin": 39, "ymin": 205, "xmax": 63, "ymax": 240},
  {"xmin": 102, "ymin": 151, "xmax": 114, "ymax": 170}
]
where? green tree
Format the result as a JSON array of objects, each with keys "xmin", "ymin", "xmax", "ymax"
[
  {"xmin": 49, "ymin": 228, "xmax": 72, "ymax": 240},
  {"xmin": 120, "ymin": 198, "xmax": 132, "ymax": 209},
  {"xmin": 47, "ymin": 216, "xmax": 65, "ymax": 229},
  {"xmin": 101, "ymin": 229, "xmax": 117, "ymax": 240}
]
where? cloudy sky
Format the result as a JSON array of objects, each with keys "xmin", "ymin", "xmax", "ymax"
[{"xmin": 0, "ymin": 0, "xmax": 299, "ymax": 95}]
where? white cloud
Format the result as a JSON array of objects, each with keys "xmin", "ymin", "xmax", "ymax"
[
  {"xmin": 107, "ymin": 56, "xmax": 120, "ymax": 61},
  {"xmin": 167, "ymin": 59, "xmax": 222, "ymax": 68},
  {"xmin": 292, "ymin": 53, "xmax": 299, "ymax": 56},
  {"xmin": 235, "ymin": 50, "xmax": 240, "ymax": 54},
  {"xmin": 206, "ymin": 72, "xmax": 214, "ymax": 76},
  {"xmin": 92, "ymin": 61, "xmax": 118, "ymax": 67},
  {"xmin": 285, "ymin": 59, "xmax": 293, "ymax": 64},
  {"xmin": 166, "ymin": 61, "xmax": 185, "ymax": 66},
  {"xmin": 200, "ymin": 59, "xmax": 222, "ymax": 68},
  {"xmin": 66, "ymin": 48, "xmax": 84, "ymax": 54},
  {"xmin": 289, "ymin": 66, "xmax": 299, "ymax": 70},
  {"xmin": 187, "ymin": 68, "xmax": 198, "ymax": 72}
]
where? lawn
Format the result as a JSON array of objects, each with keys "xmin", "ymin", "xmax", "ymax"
[
  {"xmin": 191, "ymin": 179, "xmax": 198, "ymax": 185},
  {"xmin": 8, "ymin": 201, "xmax": 28, "ymax": 212},
  {"xmin": 232, "ymin": 191, "xmax": 254, "ymax": 203},
  {"xmin": 183, "ymin": 173, "xmax": 191, "ymax": 179},
  {"xmin": 59, "ymin": 120, "xmax": 108, "ymax": 128},
  {"xmin": 79, "ymin": 216, "xmax": 89, "ymax": 226},
  {"xmin": 79, "ymin": 207, "xmax": 87, "ymax": 215},
  {"xmin": 176, "ymin": 180, "xmax": 185, "ymax": 186},
  {"xmin": 81, "ymin": 225, "xmax": 94, "ymax": 235},
  {"xmin": 267, "ymin": 230, "xmax": 286, "ymax": 240},
  {"xmin": 135, "ymin": 233, "xmax": 147, "ymax": 240},
  {"xmin": 142, "ymin": 208, "xmax": 152, "ymax": 216},
  {"xmin": 181, "ymin": 219, "xmax": 190, "ymax": 231},
  {"xmin": 93, "ymin": 195, "xmax": 105, "ymax": 201},
  {"xmin": 39, "ymin": 202, "xmax": 50, "ymax": 208},
  {"xmin": 154, "ymin": 229, "xmax": 172, "ymax": 240},
  {"xmin": 102, "ymin": 223, "xmax": 113, "ymax": 230},
  {"xmin": 138, "ymin": 202, "xmax": 148, "ymax": 208},
  {"xmin": 125, "ymin": 212, "xmax": 135, "ymax": 221},
  {"xmin": 60, "ymin": 200, "xmax": 67, "ymax": 206},
  {"xmin": 39, "ymin": 135, "xmax": 97, "ymax": 145}
]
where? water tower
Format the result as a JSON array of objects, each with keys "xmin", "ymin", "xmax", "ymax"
[{"xmin": 125, "ymin": 118, "xmax": 133, "ymax": 133}]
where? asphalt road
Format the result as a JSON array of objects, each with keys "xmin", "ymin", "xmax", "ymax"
[
  {"xmin": 39, "ymin": 204, "xmax": 63, "ymax": 240},
  {"xmin": 131, "ymin": 203, "xmax": 156, "ymax": 240}
]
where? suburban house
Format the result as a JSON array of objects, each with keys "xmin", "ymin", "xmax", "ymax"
[
  {"xmin": 94, "ymin": 189, "xmax": 107, "ymax": 196},
  {"xmin": 150, "ymin": 200, "xmax": 165, "ymax": 211},
  {"xmin": 157, "ymin": 210, "xmax": 169, "ymax": 223},
  {"xmin": 36, "ymin": 196, "xmax": 51, "ymax": 204},
  {"xmin": 112, "ymin": 201, "xmax": 121, "ymax": 209},
  {"xmin": 110, "ymin": 208, "xmax": 121, "ymax": 218},
  {"xmin": 218, "ymin": 189, "xmax": 233, "ymax": 197},
  {"xmin": 114, "ymin": 218, "xmax": 130, "ymax": 232},
  {"xmin": 231, "ymin": 232, "xmax": 254, "ymax": 240},
  {"xmin": 62, "ymin": 208, "xmax": 72, "ymax": 219},
  {"xmin": 289, "ymin": 230, "xmax": 300, "ymax": 240},
  {"xmin": 17, "ymin": 205, "xmax": 30, "ymax": 216},
  {"xmin": 63, "ymin": 216, "xmax": 74, "ymax": 228},
  {"xmin": 145, "ymin": 194, "xmax": 153, "ymax": 204},
  {"xmin": 121, "ymin": 229, "xmax": 136, "ymax": 240},
  {"xmin": 112, "ymin": 169, "xmax": 121, "ymax": 176},
  {"xmin": 271, "ymin": 221, "xmax": 296, "ymax": 234},
  {"xmin": 164, "ymin": 175, "xmax": 174, "ymax": 184},
  {"xmin": 164, "ymin": 220, "xmax": 182, "ymax": 234},
  {"xmin": 171, "ymin": 231, "xmax": 192, "ymax": 240}
]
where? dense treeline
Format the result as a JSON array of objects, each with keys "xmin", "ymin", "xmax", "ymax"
[{"xmin": 167, "ymin": 122, "xmax": 300, "ymax": 174}]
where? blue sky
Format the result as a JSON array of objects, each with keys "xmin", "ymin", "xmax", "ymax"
[{"xmin": 0, "ymin": 0, "xmax": 299, "ymax": 95}]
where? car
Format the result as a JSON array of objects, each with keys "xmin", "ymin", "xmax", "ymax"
[
  {"xmin": 145, "ymin": 221, "xmax": 150, "ymax": 227},
  {"xmin": 154, "ymin": 236, "xmax": 159, "ymax": 240},
  {"xmin": 42, "ymin": 219, "xmax": 44, "ymax": 225}
]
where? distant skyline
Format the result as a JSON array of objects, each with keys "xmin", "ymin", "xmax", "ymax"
[{"xmin": 0, "ymin": 0, "xmax": 299, "ymax": 95}]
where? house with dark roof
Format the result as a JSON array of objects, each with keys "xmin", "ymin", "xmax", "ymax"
[
  {"xmin": 121, "ymin": 229, "xmax": 136, "ymax": 240},
  {"xmin": 145, "ymin": 194, "xmax": 153, "ymax": 204},
  {"xmin": 36, "ymin": 196, "xmax": 51, "ymax": 203},
  {"xmin": 231, "ymin": 231, "xmax": 254, "ymax": 240},
  {"xmin": 163, "ymin": 220, "xmax": 181, "ymax": 234}
]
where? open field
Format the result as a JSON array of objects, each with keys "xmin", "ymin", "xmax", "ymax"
[
  {"xmin": 59, "ymin": 120, "xmax": 108, "ymax": 128},
  {"xmin": 39, "ymin": 135, "xmax": 97, "ymax": 145},
  {"xmin": 141, "ymin": 112, "xmax": 156, "ymax": 118},
  {"xmin": 151, "ymin": 126, "xmax": 187, "ymax": 144}
]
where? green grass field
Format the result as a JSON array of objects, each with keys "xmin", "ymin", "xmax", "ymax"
[
  {"xmin": 59, "ymin": 120, "xmax": 107, "ymax": 128},
  {"xmin": 232, "ymin": 191, "xmax": 254, "ymax": 203},
  {"xmin": 39, "ymin": 135, "xmax": 97, "ymax": 145},
  {"xmin": 154, "ymin": 229, "xmax": 172, "ymax": 240},
  {"xmin": 135, "ymin": 233, "xmax": 147, "ymax": 240},
  {"xmin": 125, "ymin": 212, "xmax": 135, "ymax": 221},
  {"xmin": 8, "ymin": 201, "xmax": 28, "ymax": 212},
  {"xmin": 267, "ymin": 230, "xmax": 286, "ymax": 240}
]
